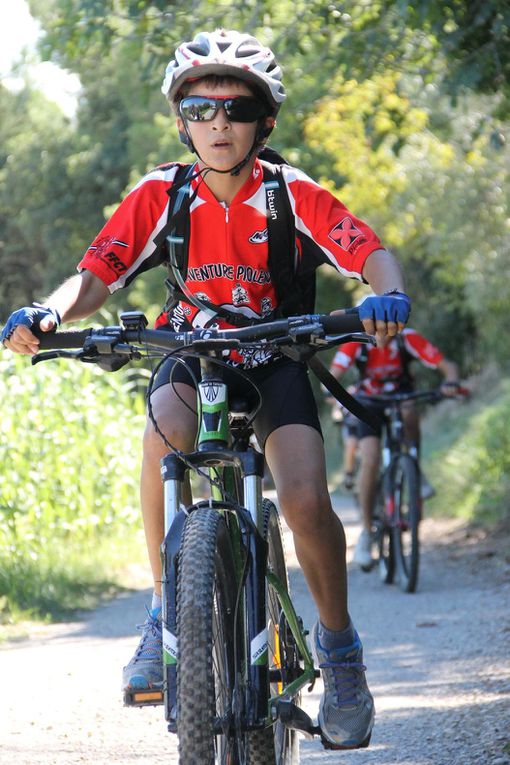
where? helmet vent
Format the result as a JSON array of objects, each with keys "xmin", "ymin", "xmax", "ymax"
[
  {"xmin": 237, "ymin": 44, "xmax": 261, "ymax": 58},
  {"xmin": 216, "ymin": 41, "xmax": 231, "ymax": 52},
  {"xmin": 188, "ymin": 42, "xmax": 209, "ymax": 55}
]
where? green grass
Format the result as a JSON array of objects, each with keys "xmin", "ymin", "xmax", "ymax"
[
  {"xmin": 422, "ymin": 370, "xmax": 510, "ymax": 525},
  {"xmin": 0, "ymin": 353, "xmax": 149, "ymax": 626}
]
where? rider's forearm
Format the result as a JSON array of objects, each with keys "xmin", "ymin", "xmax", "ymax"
[
  {"xmin": 438, "ymin": 358, "xmax": 459, "ymax": 382},
  {"xmin": 362, "ymin": 249, "xmax": 406, "ymax": 294},
  {"xmin": 42, "ymin": 271, "xmax": 110, "ymax": 324}
]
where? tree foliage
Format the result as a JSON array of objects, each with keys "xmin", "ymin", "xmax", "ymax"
[{"xmin": 0, "ymin": 1, "xmax": 506, "ymax": 371}]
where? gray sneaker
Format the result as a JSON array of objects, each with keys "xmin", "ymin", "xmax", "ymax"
[
  {"xmin": 122, "ymin": 607, "xmax": 163, "ymax": 691},
  {"xmin": 313, "ymin": 622, "xmax": 375, "ymax": 749}
]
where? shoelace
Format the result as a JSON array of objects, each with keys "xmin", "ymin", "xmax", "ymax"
[
  {"xmin": 133, "ymin": 609, "xmax": 162, "ymax": 662},
  {"xmin": 319, "ymin": 659, "xmax": 367, "ymax": 706}
]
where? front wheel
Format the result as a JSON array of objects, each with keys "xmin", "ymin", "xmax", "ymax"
[
  {"xmin": 176, "ymin": 508, "xmax": 241, "ymax": 764},
  {"xmin": 392, "ymin": 455, "xmax": 421, "ymax": 593},
  {"xmin": 374, "ymin": 472, "xmax": 395, "ymax": 585},
  {"xmin": 248, "ymin": 499, "xmax": 300, "ymax": 764}
]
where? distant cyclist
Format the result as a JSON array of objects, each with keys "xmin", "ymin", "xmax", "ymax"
[{"xmin": 329, "ymin": 326, "xmax": 460, "ymax": 570}]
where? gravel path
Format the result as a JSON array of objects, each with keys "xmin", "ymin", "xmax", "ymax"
[{"xmin": 1, "ymin": 493, "xmax": 509, "ymax": 765}]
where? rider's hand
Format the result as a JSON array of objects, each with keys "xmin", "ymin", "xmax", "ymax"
[
  {"xmin": 440, "ymin": 380, "xmax": 462, "ymax": 398},
  {"xmin": 358, "ymin": 291, "xmax": 411, "ymax": 344},
  {"xmin": 1, "ymin": 304, "xmax": 61, "ymax": 355}
]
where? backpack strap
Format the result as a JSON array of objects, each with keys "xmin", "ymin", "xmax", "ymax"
[
  {"xmin": 153, "ymin": 163, "xmax": 194, "ymax": 315},
  {"xmin": 308, "ymin": 355, "xmax": 383, "ymax": 431},
  {"xmin": 261, "ymin": 162, "xmax": 315, "ymax": 317},
  {"xmin": 355, "ymin": 342, "xmax": 369, "ymax": 379},
  {"xmin": 395, "ymin": 332, "xmax": 414, "ymax": 386}
]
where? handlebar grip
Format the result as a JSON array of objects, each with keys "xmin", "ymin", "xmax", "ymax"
[
  {"xmin": 320, "ymin": 311, "xmax": 364, "ymax": 334},
  {"xmin": 36, "ymin": 329, "xmax": 93, "ymax": 350}
]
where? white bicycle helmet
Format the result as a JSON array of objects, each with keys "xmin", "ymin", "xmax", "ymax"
[{"xmin": 161, "ymin": 29, "xmax": 285, "ymax": 116}]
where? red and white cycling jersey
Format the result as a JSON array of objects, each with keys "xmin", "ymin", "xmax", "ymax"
[
  {"xmin": 331, "ymin": 329, "xmax": 444, "ymax": 394},
  {"xmin": 78, "ymin": 159, "xmax": 383, "ymax": 366}
]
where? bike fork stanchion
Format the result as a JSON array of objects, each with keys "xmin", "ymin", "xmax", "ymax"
[
  {"xmin": 160, "ymin": 453, "xmax": 188, "ymax": 728},
  {"xmin": 241, "ymin": 450, "xmax": 271, "ymax": 728}
]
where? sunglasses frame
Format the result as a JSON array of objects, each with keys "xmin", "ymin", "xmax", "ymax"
[{"xmin": 179, "ymin": 95, "xmax": 268, "ymax": 124}]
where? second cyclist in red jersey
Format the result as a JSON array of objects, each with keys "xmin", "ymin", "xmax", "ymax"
[{"xmin": 330, "ymin": 328, "xmax": 460, "ymax": 569}]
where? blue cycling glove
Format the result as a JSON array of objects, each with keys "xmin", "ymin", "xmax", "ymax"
[
  {"xmin": 1, "ymin": 304, "xmax": 61, "ymax": 344},
  {"xmin": 358, "ymin": 291, "xmax": 411, "ymax": 324}
]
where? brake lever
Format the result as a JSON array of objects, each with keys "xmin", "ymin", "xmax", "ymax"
[
  {"xmin": 319, "ymin": 331, "xmax": 376, "ymax": 346},
  {"xmin": 32, "ymin": 349, "xmax": 87, "ymax": 365}
]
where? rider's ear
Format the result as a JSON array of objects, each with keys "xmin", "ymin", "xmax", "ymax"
[
  {"xmin": 178, "ymin": 130, "xmax": 192, "ymax": 147},
  {"xmin": 260, "ymin": 117, "xmax": 276, "ymax": 141},
  {"xmin": 176, "ymin": 118, "xmax": 189, "ymax": 145}
]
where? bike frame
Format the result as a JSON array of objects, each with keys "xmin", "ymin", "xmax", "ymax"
[
  {"xmin": 160, "ymin": 352, "xmax": 316, "ymax": 733},
  {"xmin": 379, "ymin": 401, "xmax": 412, "ymax": 514}
]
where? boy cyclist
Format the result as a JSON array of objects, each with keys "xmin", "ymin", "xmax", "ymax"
[{"xmin": 1, "ymin": 29, "xmax": 412, "ymax": 748}]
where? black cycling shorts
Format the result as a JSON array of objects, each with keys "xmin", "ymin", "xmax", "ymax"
[
  {"xmin": 150, "ymin": 356, "xmax": 322, "ymax": 449},
  {"xmin": 355, "ymin": 385, "xmax": 414, "ymax": 440},
  {"xmin": 355, "ymin": 400, "xmax": 387, "ymax": 440}
]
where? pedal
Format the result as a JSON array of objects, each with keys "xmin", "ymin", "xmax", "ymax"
[
  {"xmin": 123, "ymin": 688, "xmax": 164, "ymax": 707},
  {"xmin": 271, "ymin": 699, "xmax": 320, "ymax": 738}
]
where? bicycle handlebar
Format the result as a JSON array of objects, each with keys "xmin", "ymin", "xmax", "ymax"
[
  {"xmin": 355, "ymin": 387, "xmax": 468, "ymax": 405},
  {"xmin": 34, "ymin": 312, "xmax": 366, "ymax": 356},
  {"xmin": 35, "ymin": 328, "xmax": 94, "ymax": 350}
]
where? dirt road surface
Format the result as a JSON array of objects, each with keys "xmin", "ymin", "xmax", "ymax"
[{"xmin": 1, "ymin": 493, "xmax": 509, "ymax": 765}]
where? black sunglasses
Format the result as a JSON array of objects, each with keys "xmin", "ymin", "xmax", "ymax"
[{"xmin": 179, "ymin": 95, "xmax": 268, "ymax": 123}]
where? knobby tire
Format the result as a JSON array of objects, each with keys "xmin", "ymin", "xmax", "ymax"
[
  {"xmin": 392, "ymin": 454, "xmax": 420, "ymax": 593},
  {"xmin": 176, "ymin": 508, "xmax": 240, "ymax": 764}
]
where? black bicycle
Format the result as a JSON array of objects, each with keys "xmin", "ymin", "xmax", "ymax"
[
  {"xmin": 357, "ymin": 389, "xmax": 448, "ymax": 593},
  {"xmin": 33, "ymin": 309, "xmax": 371, "ymax": 763}
]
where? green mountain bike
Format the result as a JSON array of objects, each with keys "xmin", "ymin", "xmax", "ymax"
[{"xmin": 35, "ymin": 310, "xmax": 370, "ymax": 764}]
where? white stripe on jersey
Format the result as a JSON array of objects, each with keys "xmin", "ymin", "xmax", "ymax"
[
  {"xmin": 131, "ymin": 164, "xmax": 181, "ymax": 192},
  {"xmin": 332, "ymin": 349, "xmax": 353, "ymax": 370}
]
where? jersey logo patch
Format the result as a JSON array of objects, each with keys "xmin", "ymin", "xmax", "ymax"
[
  {"xmin": 328, "ymin": 218, "xmax": 364, "ymax": 251},
  {"xmin": 249, "ymin": 228, "xmax": 268, "ymax": 244},
  {"xmin": 232, "ymin": 283, "xmax": 250, "ymax": 306}
]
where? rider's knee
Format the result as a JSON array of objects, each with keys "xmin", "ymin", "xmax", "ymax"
[
  {"xmin": 142, "ymin": 416, "xmax": 191, "ymax": 461},
  {"xmin": 278, "ymin": 482, "xmax": 331, "ymax": 536}
]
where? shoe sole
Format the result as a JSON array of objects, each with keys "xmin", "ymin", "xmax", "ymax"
[
  {"xmin": 353, "ymin": 559, "xmax": 374, "ymax": 572},
  {"xmin": 321, "ymin": 731, "xmax": 372, "ymax": 750}
]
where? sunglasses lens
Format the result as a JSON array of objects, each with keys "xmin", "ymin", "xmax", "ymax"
[
  {"xmin": 180, "ymin": 96, "xmax": 267, "ymax": 123},
  {"xmin": 180, "ymin": 97, "xmax": 217, "ymax": 121},
  {"xmin": 224, "ymin": 97, "xmax": 267, "ymax": 122}
]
